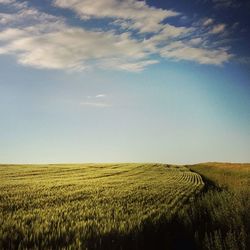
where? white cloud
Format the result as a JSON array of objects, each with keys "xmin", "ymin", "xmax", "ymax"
[
  {"xmin": 95, "ymin": 94, "xmax": 106, "ymax": 98},
  {"xmin": 0, "ymin": 0, "xmax": 235, "ymax": 71},
  {"xmin": 0, "ymin": 0, "xmax": 14, "ymax": 4},
  {"xmin": 0, "ymin": 28, "xmax": 25, "ymax": 40},
  {"xmin": 54, "ymin": 0, "xmax": 179, "ymax": 33},
  {"xmin": 0, "ymin": 0, "xmax": 28, "ymax": 12},
  {"xmin": 1, "ymin": 28, "xmax": 150, "ymax": 71},
  {"xmin": 99, "ymin": 58, "xmax": 159, "ymax": 72},
  {"xmin": 160, "ymin": 41, "xmax": 232, "ymax": 65},
  {"xmin": 0, "ymin": 13, "xmax": 14, "ymax": 24},
  {"xmin": 81, "ymin": 94, "xmax": 111, "ymax": 107},
  {"xmin": 210, "ymin": 24, "xmax": 226, "ymax": 34},
  {"xmin": 212, "ymin": 0, "xmax": 241, "ymax": 8},
  {"xmin": 203, "ymin": 18, "xmax": 214, "ymax": 26},
  {"xmin": 147, "ymin": 24, "xmax": 193, "ymax": 45},
  {"xmin": 80, "ymin": 102, "xmax": 112, "ymax": 108},
  {"xmin": 0, "ymin": 1, "xmax": 156, "ymax": 71},
  {"xmin": 141, "ymin": 24, "xmax": 194, "ymax": 55},
  {"xmin": 188, "ymin": 37, "xmax": 203, "ymax": 46},
  {"xmin": 1, "ymin": 10, "xmax": 63, "ymax": 28}
]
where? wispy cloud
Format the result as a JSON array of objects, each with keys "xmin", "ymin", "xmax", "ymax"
[
  {"xmin": 203, "ymin": 18, "xmax": 214, "ymax": 26},
  {"xmin": 212, "ymin": 0, "xmax": 242, "ymax": 9},
  {"xmin": 82, "ymin": 94, "xmax": 111, "ymax": 108},
  {"xmin": 80, "ymin": 102, "xmax": 112, "ymax": 108},
  {"xmin": 159, "ymin": 41, "xmax": 232, "ymax": 65},
  {"xmin": 0, "ymin": 28, "xmax": 149, "ymax": 71},
  {"xmin": 188, "ymin": 37, "xmax": 203, "ymax": 46},
  {"xmin": 0, "ymin": 0, "xmax": 14, "ymax": 4},
  {"xmin": 95, "ymin": 94, "xmax": 106, "ymax": 98},
  {"xmin": 54, "ymin": 0, "xmax": 179, "ymax": 33},
  {"xmin": 209, "ymin": 24, "xmax": 226, "ymax": 34},
  {"xmin": 0, "ymin": 0, "xmax": 235, "ymax": 71}
]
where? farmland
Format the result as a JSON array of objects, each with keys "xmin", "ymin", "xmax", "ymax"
[
  {"xmin": 0, "ymin": 164, "xmax": 204, "ymax": 249},
  {"xmin": 181, "ymin": 163, "xmax": 250, "ymax": 250},
  {"xmin": 0, "ymin": 163, "xmax": 249, "ymax": 250},
  {"xmin": 188, "ymin": 162, "xmax": 250, "ymax": 192}
]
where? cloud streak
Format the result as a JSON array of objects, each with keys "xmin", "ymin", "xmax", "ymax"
[
  {"xmin": 80, "ymin": 102, "xmax": 112, "ymax": 108},
  {"xmin": 159, "ymin": 41, "xmax": 232, "ymax": 65},
  {"xmin": 81, "ymin": 94, "xmax": 112, "ymax": 107},
  {"xmin": 212, "ymin": 0, "xmax": 242, "ymax": 9},
  {"xmin": 54, "ymin": 0, "xmax": 179, "ymax": 33},
  {"xmin": 0, "ymin": 28, "xmax": 150, "ymax": 71},
  {"xmin": 0, "ymin": 0, "xmax": 234, "ymax": 72},
  {"xmin": 203, "ymin": 18, "xmax": 214, "ymax": 26},
  {"xmin": 209, "ymin": 24, "xmax": 226, "ymax": 34}
]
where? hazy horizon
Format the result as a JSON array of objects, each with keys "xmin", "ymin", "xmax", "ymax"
[{"xmin": 0, "ymin": 0, "xmax": 249, "ymax": 164}]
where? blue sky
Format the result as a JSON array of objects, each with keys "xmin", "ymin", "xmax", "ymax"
[{"xmin": 0, "ymin": 0, "xmax": 249, "ymax": 164}]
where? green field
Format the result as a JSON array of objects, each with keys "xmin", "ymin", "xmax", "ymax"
[
  {"xmin": 0, "ymin": 164, "xmax": 203, "ymax": 249},
  {"xmin": 188, "ymin": 162, "xmax": 250, "ymax": 192},
  {"xmin": 0, "ymin": 163, "xmax": 249, "ymax": 250},
  {"xmin": 183, "ymin": 163, "xmax": 250, "ymax": 250}
]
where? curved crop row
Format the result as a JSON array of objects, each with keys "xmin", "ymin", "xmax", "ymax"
[{"xmin": 0, "ymin": 164, "xmax": 204, "ymax": 249}]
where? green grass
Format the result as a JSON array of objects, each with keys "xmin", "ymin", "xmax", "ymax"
[
  {"xmin": 1, "ymin": 163, "xmax": 249, "ymax": 250},
  {"xmin": 0, "ymin": 164, "xmax": 204, "ymax": 249},
  {"xmin": 180, "ymin": 163, "xmax": 250, "ymax": 250},
  {"xmin": 188, "ymin": 162, "xmax": 250, "ymax": 192}
]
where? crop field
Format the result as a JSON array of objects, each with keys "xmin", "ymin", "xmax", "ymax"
[
  {"xmin": 0, "ymin": 164, "xmax": 204, "ymax": 249},
  {"xmin": 182, "ymin": 163, "xmax": 250, "ymax": 250},
  {"xmin": 188, "ymin": 162, "xmax": 250, "ymax": 192}
]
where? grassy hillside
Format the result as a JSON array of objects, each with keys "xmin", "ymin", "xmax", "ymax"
[
  {"xmin": 188, "ymin": 162, "xmax": 250, "ymax": 191},
  {"xmin": 1, "ymin": 163, "xmax": 249, "ymax": 250},
  {"xmin": 0, "ymin": 164, "xmax": 203, "ymax": 250},
  {"xmin": 182, "ymin": 163, "xmax": 250, "ymax": 250}
]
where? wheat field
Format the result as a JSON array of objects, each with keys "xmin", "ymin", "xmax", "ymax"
[{"xmin": 0, "ymin": 164, "xmax": 204, "ymax": 249}]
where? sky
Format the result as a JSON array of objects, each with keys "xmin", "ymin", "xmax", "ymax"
[{"xmin": 0, "ymin": 0, "xmax": 249, "ymax": 164}]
